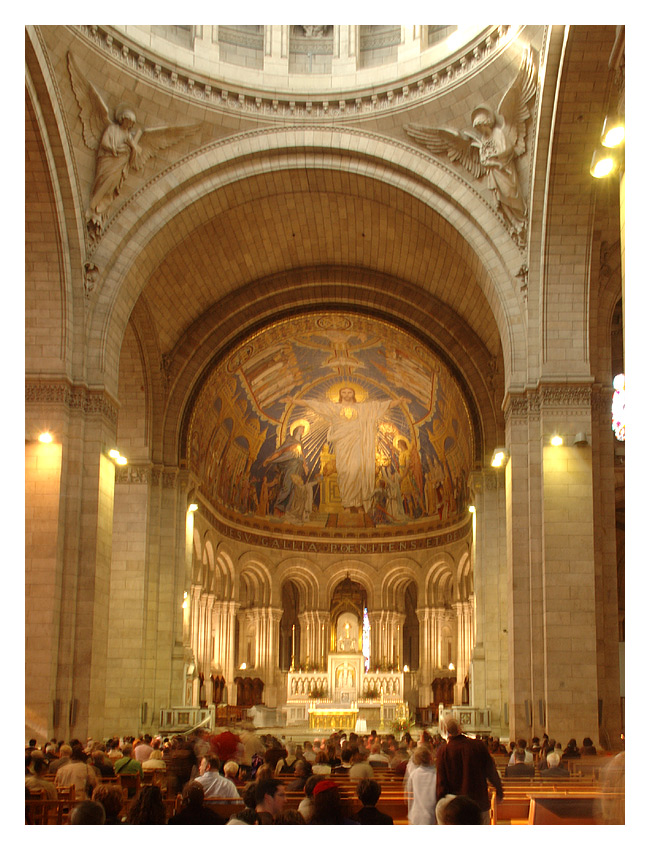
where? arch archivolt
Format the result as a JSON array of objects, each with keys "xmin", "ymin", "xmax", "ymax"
[
  {"xmin": 214, "ymin": 544, "xmax": 235, "ymax": 601},
  {"xmin": 238, "ymin": 556, "xmax": 273, "ymax": 608},
  {"xmin": 457, "ymin": 550, "xmax": 474, "ymax": 601},
  {"xmin": 87, "ymin": 129, "xmax": 527, "ymax": 397},
  {"xmin": 323, "ymin": 562, "xmax": 375, "ymax": 611},
  {"xmin": 423, "ymin": 555, "xmax": 457, "ymax": 607},
  {"xmin": 275, "ymin": 560, "xmax": 320, "ymax": 611},
  {"xmin": 378, "ymin": 560, "xmax": 421, "ymax": 610}
]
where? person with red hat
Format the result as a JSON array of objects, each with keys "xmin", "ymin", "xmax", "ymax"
[{"xmin": 309, "ymin": 779, "xmax": 359, "ymax": 825}]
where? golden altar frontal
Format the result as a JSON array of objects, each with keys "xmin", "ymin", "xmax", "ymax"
[{"xmin": 308, "ymin": 707, "xmax": 359, "ymax": 730}]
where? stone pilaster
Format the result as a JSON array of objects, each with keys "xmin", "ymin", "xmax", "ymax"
[
  {"xmin": 26, "ymin": 381, "xmax": 119, "ymax": 741},
  {"xmin": 468, "ymin": 468, "xmax": 509, "ymax": 735},
  {"xmin": 503, "ymin": 384, "xmax": 603, "ymax": 745}
]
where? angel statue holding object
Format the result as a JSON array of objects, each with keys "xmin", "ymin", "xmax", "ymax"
[
  {"xmin": 67, "ymin": 53, "xmax": 200, "ymax": 236},
  {"xmin": 405, "ymin": 47, "xmax": 537, "ymax": 244}
]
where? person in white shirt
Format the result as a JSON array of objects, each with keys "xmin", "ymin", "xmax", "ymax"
[
  {"xmin": 195, "ymin": 755, "xmax": 240, "ymax": 798},
  {"xmin": 406, "ymin": 745, "xmax": 437, "ymax": 825},
  {"xmin": 507, "ymin": 737, "xmax": 534, "ymax": 765}
]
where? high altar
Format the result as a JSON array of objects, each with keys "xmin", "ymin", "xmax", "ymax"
[{"xmin": 283, "ymin": 611, "xmax": 409, "ymax": 731}]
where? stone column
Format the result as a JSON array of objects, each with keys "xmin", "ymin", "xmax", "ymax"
[
  {"xmin": 415, "ymin": 607, "xmax": 436, "ymax": 706},
  {"xmin": 211, "ymin": 600, "xmax": 239, "ymax": 704},
  {"xmin": 453, "ymin": 600, "xmax": 471, "ymax": 704},
  {"xmin": 391, "ymin": 613, "xmax": 406, "ymax": 669}
]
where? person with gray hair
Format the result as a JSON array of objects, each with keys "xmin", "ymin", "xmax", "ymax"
[
  {"xmin": 436, "ymin": 716, "xmax": 503, "ymax": 824},
  {"xmin": 540, "ymin": 750, "xmax": 569, "ymax": 777},
  {"xmin": 223, "ymin": 760, "xmax": 240, "ymax": 782}
]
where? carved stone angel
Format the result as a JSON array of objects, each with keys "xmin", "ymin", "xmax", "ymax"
[
  {"xmin": 67, "ymin": 52, "xmax": 200, "ymax": 236},
  {"xmin": 405, "ymin": 47, "xmax": 537, "ymax": 244}
]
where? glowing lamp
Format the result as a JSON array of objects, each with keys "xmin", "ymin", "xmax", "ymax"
[
  {"xmin": 601, "ymin": 115, "xmax": 625, "ymax": 148},
  {"xmin": 590, "ymin": 149, "xmax": 616, "ymax": 178}
]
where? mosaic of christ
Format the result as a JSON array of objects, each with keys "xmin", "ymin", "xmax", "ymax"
[{"xmin": 187, "ymin": 313, "xmax": 475, "ymax": 531}]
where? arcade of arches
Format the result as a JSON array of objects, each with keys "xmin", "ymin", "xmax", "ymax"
[{"xmin": 25, "ymin": 25, "xmax": 625, "ymax": 750}]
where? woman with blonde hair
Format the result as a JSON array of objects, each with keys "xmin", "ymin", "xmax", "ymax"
[{"xmin": 406, "ymin": 745, "xmax": 437, "ymax": 824}]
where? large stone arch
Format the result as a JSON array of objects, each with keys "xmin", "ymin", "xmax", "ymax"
[{"xmin": 85, "ymin": 130, "xmax": 528, "ymax": 397}]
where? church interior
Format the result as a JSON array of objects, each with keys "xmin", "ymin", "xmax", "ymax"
[{"xmin": 25, "ymin": 24, "xmax": 625, "ymax": 758}]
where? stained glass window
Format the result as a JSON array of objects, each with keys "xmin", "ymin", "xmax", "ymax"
[
  {"xmin": 612, "ymin": 373, "xmax": 625, "ymax": 441},
  {"xmin": 362, "ymin": 607, "xmax": 370, "ymax": 672}
]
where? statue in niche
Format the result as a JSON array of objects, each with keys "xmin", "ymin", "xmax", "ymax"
[
  {"xmin": 301, "ymin": 25, "xmax": 328, "ymax": 37},
  {"xmin": 67, "ymin": 53, "xmax": 201, "ymax": 237},
  {"xmin": 404, "ymin": 47, "xmax": 537, "ymax": 245}
]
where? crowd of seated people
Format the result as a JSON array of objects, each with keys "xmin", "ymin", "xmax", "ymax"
[{"xmin": 25, "ymin": 725, "xmax": 618, "ymax": 825}]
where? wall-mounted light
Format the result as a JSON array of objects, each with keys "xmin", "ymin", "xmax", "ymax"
[
  {"xmin": 468, "ymin": 505, "xmax": 476, "ymax": 514},
  {"xmin": 491, "ymin": 448, "xmax": 508, "ymax": 468},
  {"xmin": 601, "ymin": 114, "xmax": 625, "ymax": 148},
  {"xmin": 448, "ymin": 662, "xmax": 455, "ymax": 671},
  {"xmin": 550, "ymin": 435, "xmax": 563, "ymax": 447},
  {"xmin": 38, "ymin": 432, "xmax": 53, "ymax": 443},
  {"xmin": 239, "ymin": 662, "xmax": 247, "ymax": 670},
  {"xmin": 188, "ymin": 503, "xmax": 198, "ymax": 512},
  {"xmin": 403, "ymin": 665, "xmax": 409, "ymax": 673},
  {"xmin": 590, "ymin": 148, "xmax": 617, "ymax": 178},
  {"xmin": 573, "ymin": 432, "xmax": 589, "ymax": 447},
  {"xmin": 182, "ymin": 591, "xmax": 188, "ymax": 610},
  {"xmin": 106, "ymin": 446, "xmax": 128, "ymax": 465}
]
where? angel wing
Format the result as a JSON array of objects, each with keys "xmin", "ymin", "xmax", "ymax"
[
  {"xmin": 67, "ymin": 52, "xmax": 111, "ymax": 150},
  {"xmin": 404, "ymin": 124, "xmax": 484, "ymax": 179},
  {"xmin": 497, "ymin": 46, "xmax": 538, "ymax": 156},
  {"xmin": 135, "ymin": 124, "xmax": 202, "ymax": 170}
]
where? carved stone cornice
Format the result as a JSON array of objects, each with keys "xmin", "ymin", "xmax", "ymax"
[
  {"xmin": 25, "ymin": 379, "xmax": 119, "ymax": 424},
  {"xmin": 73, "ymin": 24, "xmax": 515, "ymax": 123},
  {"xmin": 115, "ymin": 464, "xmax": 152, "ymax": 485},
  {"xmin": 504, "ymin": 383, "xmax": 595, "ymax": 423}
]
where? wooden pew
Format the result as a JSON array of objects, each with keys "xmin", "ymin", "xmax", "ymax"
[
  {"xmin": 490, "ymin": 780, "xmax": 604, "ymax": 824},
  {"xmin": 203, "ymin": 796, "xmax": 246, "ymax": 821},
  {"xmin": 25, "ymin": 799, "xmax": 75, "ymax": 825},
  {"xmin": 528, "ymin": 795, "xmax": 600, "ymax": 824}
]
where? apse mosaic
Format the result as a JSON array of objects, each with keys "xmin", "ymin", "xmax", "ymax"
[{"xmin": 187, "ymin": 313, "xmax": 474, "ymax": 534}]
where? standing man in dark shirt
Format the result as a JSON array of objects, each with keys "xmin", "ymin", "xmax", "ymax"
[{"xmin": 436, "ymin": 717, "xmax": 503, "ymax": 824}]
